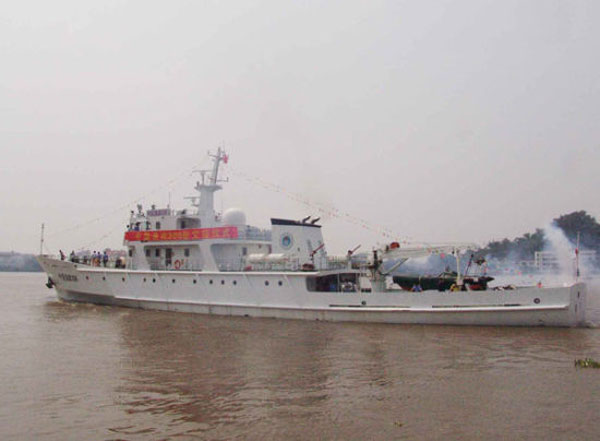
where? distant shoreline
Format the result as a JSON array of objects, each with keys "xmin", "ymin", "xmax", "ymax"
[
  {"xmin": 0, "ymin": 252, "xmax": 42, "ymax": 272},
  {"xmin": 0, "ymin": 269, "xmax": 43, "ymax": 273}
]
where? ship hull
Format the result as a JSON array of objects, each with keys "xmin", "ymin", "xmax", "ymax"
[{"xmin": 38, "ymin": 256, "xmax": 587, "ymax": 327}]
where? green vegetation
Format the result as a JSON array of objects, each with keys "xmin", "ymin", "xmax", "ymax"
[
  {"xmin": 554, "ymin": 211, "xmax": 600, "ymax": 251},
  {"xmin": 480, "ymin": 211, "xmax": 600, "ymax": 263},
  {"xmin": 574, "ymin": 358, "xmax": 600, "ymax": 369}
]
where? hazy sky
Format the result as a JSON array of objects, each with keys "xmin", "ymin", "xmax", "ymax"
[{"xmin": 2, "ymin": 0, "xmax": 599, "ymax": 254}]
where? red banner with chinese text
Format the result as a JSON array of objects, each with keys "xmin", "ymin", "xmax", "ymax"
[{"xmin": 124, "ymin": 226, "xmax": 239, "ymax": 242}]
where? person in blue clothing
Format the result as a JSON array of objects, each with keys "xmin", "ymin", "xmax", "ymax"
[{"xmin": 102, "ymin": 251, "xmax": 109, "ymax": 267}]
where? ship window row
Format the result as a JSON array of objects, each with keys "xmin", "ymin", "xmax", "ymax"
[
  {"xmin": 131, "ymin": 220, "xmax": 206, "ymax": 232},
  {"xmin": 87, "ymin": 274, "xmax": 286, "ymax": 287},
  {"xmin": 132, "ymin": 219, "xmax": 208, "ymax": 232},
  {"xmin": 204, "ymin": 279, "xmax": 283, "ymax": 286},
  {"xmin": 143, "ymin": 248, "xmax": 190, "ymax": 257},
  {"xmin": 125, "ymin": 277, "xmax": 286, "ymax": 286}
]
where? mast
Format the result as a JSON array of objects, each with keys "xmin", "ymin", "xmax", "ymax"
[
  {"xmin": 192, "ymin": 148, "xmax": 229, "ymax": 227},
  {"xmin": 40, "ymin": 223, "xmax": 45, "ymax": 255},
  {"xmin": 455, "ymin": 249, "xmax": 461, "ymax": 286},
  {"xmin": 209, "ymin": 147, "xmax": 225, "ymax": 185},
  {"xmin": 575, "ymin": 232, "xmax": 580, "ymax": 281}
]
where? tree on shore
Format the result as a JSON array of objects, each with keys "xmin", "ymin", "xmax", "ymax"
[{"xmin": 480, "ymin": 210, "xmax": 600, "ymax": 262}]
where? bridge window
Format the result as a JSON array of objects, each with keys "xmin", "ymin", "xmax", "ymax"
[{"xmin": 184, "ymin": 248, "xmax": 190, "ymax": 257}]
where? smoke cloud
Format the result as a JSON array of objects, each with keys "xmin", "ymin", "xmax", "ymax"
[{"xmin": 542, "ymin": 223, "xmax": 576, "ymax": 278}]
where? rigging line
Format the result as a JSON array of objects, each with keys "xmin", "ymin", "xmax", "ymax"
[
  {"xmin": 46, "ymin": 156, "xmax": 209, "ymax": 239},
  {"xmin": 239, "ymin": 171, "xmax": 402, "ymax": 240},
  {"xmin": 227, "ymin": 166, "xmax": 420, "ymax": 245},
  {"xmin": 42, "ymin": 241, "xmax": 54, "ymax": 256},
  {"xmin": 80, "ymin": 218, "xmax": 127, "ymax": 251}
]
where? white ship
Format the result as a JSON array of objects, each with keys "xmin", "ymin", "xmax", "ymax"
[{"xmin": 38, "ymin": 149, "xmax": 587, "ymax": 327}]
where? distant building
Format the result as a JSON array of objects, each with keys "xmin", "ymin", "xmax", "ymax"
[
  {"xmin": 518, "ymin": 260, "xmax": 537, "ymax": 270},
  {"xmin": 534, "ymin": 250, "xmax": 596, "ymax": 272}
]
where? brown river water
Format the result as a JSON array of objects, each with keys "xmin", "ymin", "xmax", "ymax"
[{"xmin": 1, "ymin": 272, "xmax": 600, "ymax": 440}]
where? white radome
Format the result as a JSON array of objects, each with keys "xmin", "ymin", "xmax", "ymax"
[{"xmin": 222, "ymin": 207, "xmax": 246, "ymax": 226}]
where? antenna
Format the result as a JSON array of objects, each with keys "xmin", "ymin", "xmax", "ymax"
[{"xmin": 40, "ymin": 223, "xmax": 45, "ymax": 255}]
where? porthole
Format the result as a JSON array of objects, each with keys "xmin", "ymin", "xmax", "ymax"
[
  {"xmin": 122, "ymin": 277, "xmax": 125, "ymax": 282},
  {"xmin": 265, "ymin": 281, "xmax": 270, "ymax": 286},
  {"xmin": 143, "ymin": 278, "xmax": 146, "ymax": 282},
  {"xmin": 221, "ymin": 280, "xmax": 225, "ymax": 285},
  {"xmin": 152, "ymin": 278, "xmax": 156, "ymax": 283},
  {"xmin": 172, "ymin": 279, "xmax": 176, "ymax": 284},
  {"xmin": 233, "ymin": 280, "xmax": 237, "ymax": 285},
  {"xmin": 209, "ymin": 280, "xmax": 213, "ymax": 285},
  {"xmin": 193, "ymin": 279, "xmax": 197, "ymax": 284},
  {"xmin": 278, "ymin": 281, "xmax": 283, "ymax": 286},
  {"xmin": 85, "ymin": 276, "xmax": 89, "ymax": 280},
  {"xmin": 102, "ymin": 276, "xmax": 106, "ymax": 281}
]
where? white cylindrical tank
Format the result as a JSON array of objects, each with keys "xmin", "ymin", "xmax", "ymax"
[
  {"xmin": 247, "ymin": 253, "xmax": 288, "ymax": 264},
  {"xmin": 248, "ymin": 253, "xmax": 268, "ymax": 263},
  {"xmin": 328, "ymin": 255, "xmax": 349, "ymax": 263},
  {"xmin": 265, "ymin": 253, "xmax": 288, "ymax": 263}
]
